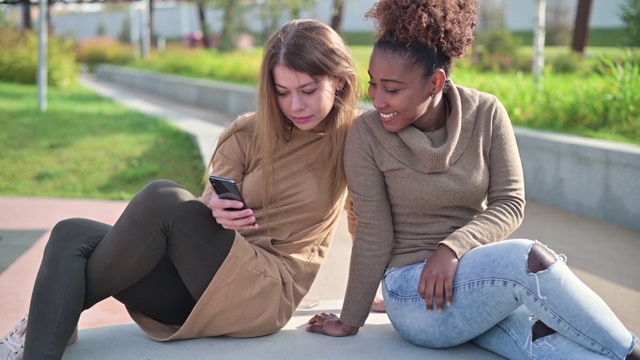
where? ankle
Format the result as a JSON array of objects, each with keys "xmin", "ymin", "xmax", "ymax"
[
  {"xmin": 67, "ymin": 326, "xmax": 78, "ymax": 346},
  {"xmin": 371, "ymin": 296, "xmax": 386, "ymax": 313},
  {"xmin": 626, "ymin": 343, "xmax": 640, "ymax": 360}
]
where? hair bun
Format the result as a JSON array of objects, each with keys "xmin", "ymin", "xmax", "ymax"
[{"xmin": 366, "ymin": 0, "xmax": 477, "ymax": 59}]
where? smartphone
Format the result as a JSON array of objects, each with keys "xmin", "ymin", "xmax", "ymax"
[{"xmin": 208, "ymin": 175, "xmax": 248, "ymax": 211}]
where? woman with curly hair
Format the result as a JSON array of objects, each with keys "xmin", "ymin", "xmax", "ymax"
[{"xmin": 307, "ymin": 1, "xmax": 639, "ymax": 359}]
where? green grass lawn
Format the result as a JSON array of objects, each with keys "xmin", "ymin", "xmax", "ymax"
[{"xmin": 0, "ymin": 81, "xmax": 206, "ymax": 200}]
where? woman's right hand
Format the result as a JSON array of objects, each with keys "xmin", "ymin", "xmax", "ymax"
[
  {"xmin": 418, "ymin": 244, "xmax": 459, "ymax": 312},
  {"xmin": 306, "ymin": 312, "xmax": 359, "ymax": 337},
  {"xmin": 209, "ymin": 192, "xmax": 258, "ymax": 230}
]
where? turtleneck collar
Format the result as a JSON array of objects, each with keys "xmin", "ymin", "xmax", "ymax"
[{"xmin": 364, "ymin": 82, "xmax": 478, "ymax": 174}]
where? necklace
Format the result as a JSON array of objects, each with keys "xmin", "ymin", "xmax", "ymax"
[
  {"xmin": 284, "ymin": 125, "xmax": 295, "ymax": 154},
  {"xmin": 285, "ymin": 125, "xmax": 295, "ymax": 142}
]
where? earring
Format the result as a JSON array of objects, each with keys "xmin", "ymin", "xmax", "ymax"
[{"xmin": 431, "ymin": 94, "xmax": 436, "ymax": 98}]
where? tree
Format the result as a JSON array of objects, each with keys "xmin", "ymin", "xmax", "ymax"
[
  {"xmin": 285, "ymin": 0, "xmax": 316, "ymax": 19},
  {"xmin": 196, "ymin": 0, "xmax": 211, "ymax": 48},
  {"xmin": 119, "ymin": 15, "xmax": 131, "ymax": 43},
  {"xmin": 255, "ymin": 0, "xmax": 316, "ymax": 42},
  {"xmin": 217, "ymin": 0, "xmax": 237, "ymax": 51},
  {"xmin": 546, "ymin": 1, "xmax": 571, "ymax": 46},
  {"xmin": 478, "ymin": 0, "xmax": 506, "ymax": 31},
  {"xmin": 533, "ymin": 0, "xmax": 546, "ymax": 87},
  {"xmin": 330, "ymin": 0, "xmax": 344, "ymax": 34},
  {"xmin": 148, "ymin": 0, "xmax": 155, "ymax": 45},
  {"xmin": 571, "ymin": 0, "xmax": 593, "ymax": 53},
  {"xmin": 0, "ymin": 10, "xmax": 9, "ymax": 28},
  {"xmin": 256, "ymin": 0, "xmax": 284, "ymax": 42},
  {"xmin": 21, "ymin": 0, "xmax": 31, "ymax": 29},
  {"xmin": 620, "ymin": 0, "xmax": 640, "ymax": 46},
  {"xmin": 96, "ymin": 21, "xmax": 107, "ymax": 36}
]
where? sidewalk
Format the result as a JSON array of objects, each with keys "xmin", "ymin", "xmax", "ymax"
[{"xmin": 0, "ymin": 74, "xmax": 638, "ymax": 359}]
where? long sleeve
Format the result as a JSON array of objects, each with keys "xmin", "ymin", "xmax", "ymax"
[
  {"xmin": 339, "ymin": 120, "xmax": 395, "ymax": 328},
  {"xmin": 440, "ymin": 96, "xmax": 525, "ymax": 258},
  {"xmin": 199, "ymin": 114, "xmax": 253, "ymax": 204}
]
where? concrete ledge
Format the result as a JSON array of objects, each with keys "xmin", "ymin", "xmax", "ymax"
[
  {"xmin": 62, "ymin": 300, "xmax": 503, "ymax": 360},
  {"xmin": 516, "ymin": 128, "xmax": 640, "ymax": 231},
  {"xmin": 94, "ymin": 65, "xmax": 640, "ymax": 231},
  {"xmin": 95, "ymin": 65, "xmax": 257, "ymax": 117}
]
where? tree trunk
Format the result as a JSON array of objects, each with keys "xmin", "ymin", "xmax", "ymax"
[
  {"xmin": 532, "ymin": 0, "xmax": 546, "ymax": 86},
  {"xmin": 197, "ymin": 1, "xmax": 210, "ymax": 48},
  {"xmin": 46, "ymin": 0, "xmax": 54, "ymax": 34},
  {"xmin": 330, "ymin": 0, "xmax": 344, "ymax": 34},
  {"xmin": 571, "ymin": 0, "xmax": 593, "ymax": 53},
  {"xmin": 218, "ymin": 0, "xmax": 235, "ymax": 51},
  {"xmin": 22, "ymin": 0, "xmax": 31, "ymax": 30},
  {"xmin": 148, "ymin": 0, "xmax": 154, "ymax": 45}
]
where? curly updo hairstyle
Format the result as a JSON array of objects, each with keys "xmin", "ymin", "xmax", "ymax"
[{"xmin": 366, "ymin": 0, "xmax": 478, "ymax": 81}]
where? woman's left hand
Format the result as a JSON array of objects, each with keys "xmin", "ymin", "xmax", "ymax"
[
  {"xmin": 306, "ymin": 312, "xmax": 359, "ymax": 337},
  {"xmin": 208, "ymin": 191, "xmax": 258, "ymax": 231},
  {"xmin": 418, "ymin": 244, "xmax": 459, "ymax": 312}
]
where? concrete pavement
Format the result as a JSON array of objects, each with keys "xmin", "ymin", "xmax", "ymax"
[{"xmin": 0, "ymin": 74, "xmax": 638, "ymax": 359}]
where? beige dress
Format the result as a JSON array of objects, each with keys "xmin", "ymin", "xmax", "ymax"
[{"xmin": 128, "ymin": 114, "xmax": 348, "ymax": 339}]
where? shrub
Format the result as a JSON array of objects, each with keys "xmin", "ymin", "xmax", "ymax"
[
  {"xmin": 597, "ymin": 51, "xmax": 640, "ymax": 138},
  {"xmin": 473, "ymin": 30, "xmax": 525, "ymax": 72},
  {"xmin": 0, "ymin": 28, "xmax": 78, "ymax": 89},
  {"xmin": 620, "ymin": 0, "xmax": 640, "ymax": 46},
  {"xmin": 76, "ymin": 36, "xmax": 134, "ymax": 70},
  {"xmin": 546, "ymin": 52, "xmax": 590, "ymax": 74},
  {"xmin": 131, "ymin": 46, "xmax": 261, "ymax": 85}
]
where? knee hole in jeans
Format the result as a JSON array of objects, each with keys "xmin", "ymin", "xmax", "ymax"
[
  {"xmin": 527, "ymin": 242, "xmax": 556, "ymax": 273},
  {"xmin": 531, "ymin": 320, "xmax": 557, "ymax": 342}
]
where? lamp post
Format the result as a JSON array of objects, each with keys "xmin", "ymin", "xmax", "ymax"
[{"xmin": 37, "ymin": 0, "xmax": 47, "ymax": 112}]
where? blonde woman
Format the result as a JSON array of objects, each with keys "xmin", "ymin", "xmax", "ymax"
[{"xmin": 1, "ymin": 19, "xmax": 359, "ymax": 360}]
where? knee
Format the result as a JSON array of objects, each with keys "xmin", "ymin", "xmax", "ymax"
[
  {"xmin": 138, "ymin": 180, "xmax": 181, "ymax": 199},
  {"xmin": 527, "ymin": 242, "xmax": 557, "ymax": 273},
  {"xmin": 531, "ymin": 320, "xmax": 557, "ymax": 341},
  {"xmin": 127, "ymin": 180, "xmax": 192, "ymax": 220},
  {"xmin": 50, "ymin": 218, "xmax": 87, "ymax": 241},
  {"xmin": 45, "ymin": 218, "xmax": 99, "ymax": 257},
  {"xmin": 130, "ymin": 180, "xmax": 183, "ymax": 208}
]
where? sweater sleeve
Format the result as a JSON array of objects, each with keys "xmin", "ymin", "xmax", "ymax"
[
  {"xmin": 339, "ymin": 118, "xmax": 395, "ymax": 328},
  {"xmin": 199, "ymin": 116, "xmax": 249, "ymax": 204},
  {"xmin": 439, "ymin": 98, "xmax": 525, "ymax": 258}
]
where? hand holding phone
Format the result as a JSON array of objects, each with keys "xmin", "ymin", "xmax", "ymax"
[
  {"xmin": 208, "ymin": 175, "xmax": 248, "ymax": 211},
  {"xmin": 208, "ymin": 175, "xmax": 256, "ymax": 228}
]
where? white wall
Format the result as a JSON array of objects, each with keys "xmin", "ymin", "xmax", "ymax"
[
  {"xmin": 43, "ymin": 0, "xmax": 625, "ymax": 41},
  {"xmin": 500, "ymin": 0, "xmax": 625, "ymax": 31}
]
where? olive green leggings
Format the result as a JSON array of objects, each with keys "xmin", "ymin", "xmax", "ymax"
[{"xmin": 23, "ymin": 180, "xmax": 234, "ymax": 360}]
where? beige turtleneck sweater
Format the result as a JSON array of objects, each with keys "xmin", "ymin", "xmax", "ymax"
[{"xmin": 340, "ymin": 83, "xmax": 525, "ymax": 327}]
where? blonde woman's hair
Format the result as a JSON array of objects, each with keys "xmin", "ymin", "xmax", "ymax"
[{"xmin": 211, "ymin": 19, "xmax": 359, "ymax": 212}]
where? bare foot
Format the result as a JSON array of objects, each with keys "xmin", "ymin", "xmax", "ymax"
[{"xmin": 371, "ymin": 295, "xmax": 386, "ymax": 313}]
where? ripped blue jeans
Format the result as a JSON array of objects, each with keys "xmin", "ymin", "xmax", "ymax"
[{"xmin": 382, "ymin": 239, "xmax": 637, "ymax": 360}]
